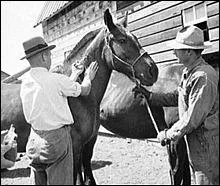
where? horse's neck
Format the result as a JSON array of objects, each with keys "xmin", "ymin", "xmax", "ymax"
[
  {"xmin": 92, "ymin": 63, "xmax": 112, "ymax": 105},
  {"xmin": 62, "ymin": 27, "xmax": 112, "ymax": 105},
  {"xmin": 85, "ymin": 29, "xmax": 112, "ymax": 105}
]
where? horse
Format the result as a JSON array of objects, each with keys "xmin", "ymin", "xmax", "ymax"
[
  {"xmin": 54, "ymin": 10, "xmax": 191, "ymax": 185},
  {"xmin": 84, "ymin": 62, "xmax": 191, "ymax": 185},
  {"xmin": 1, "ymin": 9, "xmax": 160, "ymax": 185}
]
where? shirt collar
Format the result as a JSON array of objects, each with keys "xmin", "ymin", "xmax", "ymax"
[
  {"xmin": 185, "ymin": 56, "xmax": 204, "ymax": 72},
  {"xmin": 182, "ymin": 57, "xmax": 205, "ymax": 79},
  {"xmin": 30, "ymin": 67, "xmax": 48, "ymax": 73}
]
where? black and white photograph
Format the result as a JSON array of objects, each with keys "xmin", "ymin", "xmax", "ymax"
[{"xmin": 1, "ymin": 1, "xmax": 219, "ymax": 185}]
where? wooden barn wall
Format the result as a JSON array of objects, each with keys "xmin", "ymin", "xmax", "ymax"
[
  {"xmin": 43, "ymin": 1, "xmax": 117, "ymax": 69},
  {"xmin": 43, "ymin": 1, "xmax": 219, "ymax": 68},
  {"xmin": 117, "ymin": 1, "xmax": 219, "ymax": 64}
]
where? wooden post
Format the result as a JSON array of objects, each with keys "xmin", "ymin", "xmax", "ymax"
[{"xmin": 1, "ymin": 66, "xmax": 31, "ymax": 84}]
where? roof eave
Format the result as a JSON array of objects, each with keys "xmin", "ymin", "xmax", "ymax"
[{"xmin": 33, "ymin": 1, "xmax": 73, "ymax": 28}]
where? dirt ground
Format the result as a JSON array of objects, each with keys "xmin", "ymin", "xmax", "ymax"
[{"xmin": 1, "ymin": 132, "xmax": 195, "ymax": 185}]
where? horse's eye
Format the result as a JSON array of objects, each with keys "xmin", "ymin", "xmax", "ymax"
[{"xmin": 118, "ymin": 39, "xmax": 126, "ymax": 44}]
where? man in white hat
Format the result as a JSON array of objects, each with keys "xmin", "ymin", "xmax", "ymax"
[
  {"xmin": 133, "ymin": 25, "xmax": 219, "ymax": 185},
  {"xmin": 19, "ymin": 36, "xmax": 98, "ymax": 185}
]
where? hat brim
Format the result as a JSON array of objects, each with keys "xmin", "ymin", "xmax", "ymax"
[
  {"xmin": 166, "ymin": 40, "xmax": 212, "ymax": 49},
  {"xmin": 20, "ymin": 45, "xmax": 56, "ymax": 60}
]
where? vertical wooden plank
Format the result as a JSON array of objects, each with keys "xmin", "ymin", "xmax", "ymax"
[
  {"xmin": 207, "ymin": 15, "xmax": 219, "ymax": 29},
  {"xmin": 207, "ymin": 2, "xmax": 219, "ymax": 17},
  {"xmin": 203, "ymin": 40, "xmax": 219, "ymax": 54},
  {"xmin": 209, "ymin": 27, "xmax": 219, "ymax": 41}
]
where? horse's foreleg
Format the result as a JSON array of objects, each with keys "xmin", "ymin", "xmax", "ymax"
[
  {"xmin": 71, "ymin": 128, "xmax": 84, "ymax": 185},
  {"xmin": 82, "ymin": 135, "xmax": 98, "ymax": 185},
  {"xmin": 75, "ymin": 152, "xmax": 83, "ymax": 185}
]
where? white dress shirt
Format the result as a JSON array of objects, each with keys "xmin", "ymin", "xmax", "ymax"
[{"xmin": 20, "ymin": 67, "xmax": 81, "ymax": 130}]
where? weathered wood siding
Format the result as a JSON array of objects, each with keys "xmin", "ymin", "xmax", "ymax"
[
  {"xmin": 44, "ymin": 1, "xmax": 117, "ymax": 69},
  {"xmin": 117, "ymin": 1, "xmax": 219, "ymax": 64},
  {"xmin": 43, "ymin": 1, "xmax": 219, "ymax": 68}
]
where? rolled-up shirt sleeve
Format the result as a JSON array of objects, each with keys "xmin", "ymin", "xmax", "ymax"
[
  {"xmin": 167, "ymin": 72, "xmax": 218, "ymax": 141},
  {"xmin": 57, "ymin": 75, "xmax": 82, "ymax": 97}
]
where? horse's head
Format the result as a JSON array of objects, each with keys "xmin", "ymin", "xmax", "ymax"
[{"xmin": 103, "ymin": 9, "xmax": 158, "ymax": 86}]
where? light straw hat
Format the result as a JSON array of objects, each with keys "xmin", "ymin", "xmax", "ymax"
[{"xmin": 167, "ymin": 25, "xmax": 212, "ymax": 49}]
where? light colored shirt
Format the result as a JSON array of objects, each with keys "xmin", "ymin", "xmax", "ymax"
[
  {"xmin": 20, "ymin": 67, "xmax": 81, "ymax": 130},
  {"xmin": 167, "ymin": 57, "xmax": 219, "ymax": 140}
]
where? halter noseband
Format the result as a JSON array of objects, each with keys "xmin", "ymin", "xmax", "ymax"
[{"xmin": 105, "ymin": 30, "xmax": 148, "ymax": 86}]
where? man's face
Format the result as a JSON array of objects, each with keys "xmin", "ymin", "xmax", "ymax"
[
  {"xmin": 44, "ymin": 50, "xmax": 52, "ymax": 69},
  {"xmin": 173, "ymin": 49, "xmax": 190, "ymax": 66}
]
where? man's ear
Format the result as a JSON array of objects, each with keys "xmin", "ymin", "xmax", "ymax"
[
  {"xmin": 42, "ymin": 51, "xmax": 47, "ymax": 62},
  {"xmin": 188, "ymin": 49, "xmax": 194, "ymax": 55}
]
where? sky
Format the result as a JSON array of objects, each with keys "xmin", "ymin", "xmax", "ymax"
[{"xmin": 1, "ymin": 1, "xmax": 45, "ymax": 75}]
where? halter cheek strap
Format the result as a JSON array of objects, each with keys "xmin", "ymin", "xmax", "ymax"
[
  {"xmin": 102, "ymin": 44, "xmax": 113, "ymax": 67},
  {"xmin": 104, "ymin": 30, "xmax": 147, "ymax": 86}
]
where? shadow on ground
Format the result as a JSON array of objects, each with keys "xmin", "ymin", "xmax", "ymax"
[
  {"xmin": 91, "ymin": 160, "xmax": 112, "ymax": 170},
  {"xmin": 1, "ymin": 167, "xmax": 31, "ymax": 178},
  {"xmin": 1, "ymin": 160, "xmax": 111, "ymax": 179}
]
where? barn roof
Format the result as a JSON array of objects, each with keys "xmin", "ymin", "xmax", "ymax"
[
  {"xmin": 1, "ymin": 71, "xmax": 10, "ymax": 79},
  {"xmin": 34, "ymin": 1, "xmax": 71, "ymax": 28}
]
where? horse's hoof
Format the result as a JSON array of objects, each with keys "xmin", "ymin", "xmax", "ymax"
[{"xmin": 85, "ymin": 179, "xmax": 96, "ymax": 185}]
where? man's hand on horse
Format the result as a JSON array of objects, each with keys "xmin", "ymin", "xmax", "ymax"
[
  {"xmin": 132, "ymin": 85, "xmax": 151, "ymax": 99},
  {"xmin": 84, "ymin": 61, "xmax": 99, "ymax": 81}
]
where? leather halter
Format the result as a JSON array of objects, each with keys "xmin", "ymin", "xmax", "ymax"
[{"xmin": 104, "ymin": 29, "xmax": 148, "ymax": 86}]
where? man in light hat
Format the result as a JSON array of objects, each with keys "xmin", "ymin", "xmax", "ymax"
[
  {"xmin": 133, "ymin": 25, "xmax": 219, "ymax": 185},
  {"xmin": 19, "ymin": 36, "xmax": 98, "ymax": 185}
]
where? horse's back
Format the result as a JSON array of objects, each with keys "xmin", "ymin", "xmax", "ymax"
[
  {"xmin": 1, "ymin": 83, "xmax": 30, "ymax": 152},
  {"xmin": 1, "ymin": 83, "xmax": 22, "ymax": 124}
]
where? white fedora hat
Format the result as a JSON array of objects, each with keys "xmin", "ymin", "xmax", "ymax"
[
  {"xmin": 167, "ymin": 25, "xmax": 212, "ymax": 49},
  {"xmin": 20, "ymin": 36, "xmax": 56, "ymax": 60}
]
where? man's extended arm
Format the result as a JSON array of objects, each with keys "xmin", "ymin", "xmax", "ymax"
[
  {"xmin": 150, "ymin": 89, "xmax": 178, "ymax": 107},
  {"xmin": 132, "ymin": 85, "xmax": 178, "ymax": 107}
]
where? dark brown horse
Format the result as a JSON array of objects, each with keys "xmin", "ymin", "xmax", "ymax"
[
  {"xmin": 1, "ymin": 9, "xmax": 159, "ymax": 185},
  {"xmin": 84, "ymin": 62, "xmax": 191, "ymax": 185},
  {"xmin": 65, "ymin": 9, "xmax": 159, "ymax": 184},
  {"xmin": 55, "ymin": 10, "xmax": 191, "ymax": 185}
]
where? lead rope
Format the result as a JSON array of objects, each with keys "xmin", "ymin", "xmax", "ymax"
[{"xmin": 137, "ymin": 84, "xmax": 175, "ymax": 185}]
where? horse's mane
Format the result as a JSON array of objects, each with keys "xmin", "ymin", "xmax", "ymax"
[
  {"xmin": 64, "ymin": 28, "xmax": 101, "ymax": 66},
  {"xmin": 51, "ymin": 28, "xmax": 101, "ymax": 77}
]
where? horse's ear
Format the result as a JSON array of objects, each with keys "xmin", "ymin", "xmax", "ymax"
[
  {"xmin": 119, "ymin": 11, "xmax": 128, "ymax": 28},
  {"xmin": 104, "ymin": 9, "xmax": 117, "ymax": 32}
]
